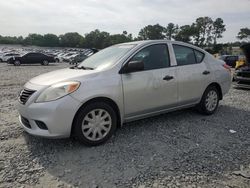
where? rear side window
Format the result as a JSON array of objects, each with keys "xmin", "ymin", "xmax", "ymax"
[
  {"xmin": 130, "ymin": 44, "xmax": 170, "ymax": 70},
  {"xmin": 173, "ymin": 44, "xmax": 204, "ymax": 66}
]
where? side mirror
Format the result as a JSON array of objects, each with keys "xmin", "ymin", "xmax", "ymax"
[{"xmin": 120, "ymin": 60, "xmax": 144, "ymax": 74}]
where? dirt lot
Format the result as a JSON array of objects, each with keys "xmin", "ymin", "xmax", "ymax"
[{"xmin": 0, "ymin": 63, "xmax": 250, "ymax": 188}]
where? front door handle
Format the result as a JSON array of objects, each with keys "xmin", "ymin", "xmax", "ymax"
[
  {"xmin": 163, "ymin": 75, "xmax": 174, "ymax": 81},
  {"xmin": 203, "ymin": 70, "xmax": 210, "ymax": 75}
]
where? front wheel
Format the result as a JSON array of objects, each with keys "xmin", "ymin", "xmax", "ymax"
[
  {"xmin": 13, "ymin": 60, "xmax": 21, "ymax": 66},
  {"xmin": 73, "ymin": 102, "xmax": 117, "ymax": 146},
  {"xmin": 42, "ymin": 60, "xmax": 49, "ymax": 66},
  {"xmin": 197, "ymin": 86, "xmax": 219, "ymax": 115}
]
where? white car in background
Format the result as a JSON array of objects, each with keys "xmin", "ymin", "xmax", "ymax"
[{"xmin": 0, "ymin": 53, "xmax": 20, "ymax": 62}]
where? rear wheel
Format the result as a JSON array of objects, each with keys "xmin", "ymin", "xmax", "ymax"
[
  {"xmin": 73, "ymin": 102, "xmax": 117, "ymax": 146},
  {"xmin": 13, "ymin": 60, "xmax": 21, "ymax": 66},
  {"xmin": 197, "ymin": 86, "xmax": 219, "ymax": 115}
]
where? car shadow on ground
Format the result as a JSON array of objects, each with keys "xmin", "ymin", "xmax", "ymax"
[
  {"xmin": 23, "ymin": 105, "xmax": 250, "ymax": 187},
  {"xmin": 7, "ymin": 63, "xmax": 60, "ymax": 67}
]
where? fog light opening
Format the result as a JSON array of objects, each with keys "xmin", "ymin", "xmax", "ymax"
[{"xmin": 35, "ymin": 120, "xmax": 48, "ymax": 130}]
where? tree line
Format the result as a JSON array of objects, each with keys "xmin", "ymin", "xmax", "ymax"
[{"xmin": 0, "ymin": 16, "xmax": 249, "ymax": 50}]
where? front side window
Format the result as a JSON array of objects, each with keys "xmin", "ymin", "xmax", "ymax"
[
  {"xmin": 173, "ymin": 44, "xmax": 203, "ymax": 66},
  {"xmin": 130, "ymin": 44, "xmax": 170, "ymax": 70}
]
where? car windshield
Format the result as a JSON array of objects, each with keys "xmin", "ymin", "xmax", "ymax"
[
  {"xmin": 219, "ymin": 56, "xmax": 226, "ymax": 60},
  {"xmin": 77, "ymin": 44, "xmax": 135, "ymax": 70}
]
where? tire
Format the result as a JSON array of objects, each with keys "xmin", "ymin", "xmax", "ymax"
[
  {"xmin": 197, "ymin": 86, "xmax": 219, "ymax": 115},
  {"xmin": 0, "ymin": 59, "xmax": 3, "ymax": 62},
  {"xmin": 55, "ymin": 58, "xmax": 59, "ymax": 63},
  {"xmin": 42, "ymin": 60, "xmax": 49, "ymax": 66},
  {"xmin": 13, "ymin": 60, "xmax": 21, "ymax": 66},
  {"xmin": 73, "ymin": 102, "xmax": 117, "ymax": 146}
]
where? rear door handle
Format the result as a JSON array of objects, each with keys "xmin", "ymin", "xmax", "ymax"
[
  {"xmin": 203, "ymin": 70, "xmax": 210, "ymax": 75},
  {"xmin": 163, "ymin": 75, "xmax": 174, "ymax": 81}
]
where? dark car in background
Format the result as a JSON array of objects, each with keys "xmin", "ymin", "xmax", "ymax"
[
  {"xmin": 233, "ymin": 43, "xmax": 250, "ymax": 89},
  {"xmin": 220, "ymin": 55, "xmax": 239, "ymax": 68},
  {"xmin": 70, "ymin": 48, "xmax": 99, "ymax": 65},
  {"xmin": 7, "ymin": 52, "xmax": 56, "ymax": 66}
]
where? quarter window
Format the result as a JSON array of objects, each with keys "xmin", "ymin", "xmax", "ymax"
[
  {"xmin": 130, "ymin": 44, "xmax": 170, "ymax": 70},
  {"xmin": 194, "ymin": 50, "xmax": 205, "ymax": 63}
]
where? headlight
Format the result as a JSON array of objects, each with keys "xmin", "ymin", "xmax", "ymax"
[{"xmin": 36, "ymin": 81, "xmax": 80, "ymax": 102}]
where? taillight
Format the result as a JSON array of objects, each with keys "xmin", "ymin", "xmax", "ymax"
[{"xmin": 223, "ymin": 64, "xmax": 231, "ymax": 72}]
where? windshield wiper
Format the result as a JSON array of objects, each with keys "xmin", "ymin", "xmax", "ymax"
[
  {"xmin": 70, "ymin": 65, "xmax": 94, "ymax": 70},
  {"xmin": 78, "ymin": 66, "xmax": 94, "ymax": 70}
]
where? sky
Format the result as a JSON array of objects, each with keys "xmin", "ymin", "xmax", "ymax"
[{"xmin": 0, "ymin": 0, "xmax": 250, "ymax": 42}]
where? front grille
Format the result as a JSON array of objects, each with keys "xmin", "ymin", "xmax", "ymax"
[
  {"xmin": 238, "ymin": 81, "xmax": 250, "ymax": 85},
  {"xmin": 19, "ymin": 88, "xmax": 36, "ymax": 104},
  {"xmin": 239, "ymin": 72, "xmax": 250, "ymax": 78},
  {"xmin": 21, "ymin": 116, "xmax": 31, "ymax": 129}
]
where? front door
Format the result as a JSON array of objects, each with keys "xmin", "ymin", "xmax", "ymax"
[{"xmin": 121, "ymin": 44, "xmax": 178, "ymax": 119}]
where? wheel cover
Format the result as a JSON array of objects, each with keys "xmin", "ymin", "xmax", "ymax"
[
  {"xmin": 205, "ymin": 90, "xmax": 218, "ymax": 111},
  {"xmin": 14, "ymin": 61, "xmax": 20, "ymax": 65},
  {"xmin": 82, "ymin": 109, "xmax": 112, "ymax": 141}
]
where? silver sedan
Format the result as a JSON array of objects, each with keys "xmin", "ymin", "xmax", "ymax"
[{"xmin": 18, "ymin": 40, "xmax": 231, "ymax": 146}]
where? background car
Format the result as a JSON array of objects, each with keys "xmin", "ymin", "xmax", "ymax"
[
  {"xmin": 7, "ymin": 52, "xmax": 55, "ymax": 66},
  {"xmin": 220, "ymin": 55, "xmax": 239, "ymax": 68},
  {"xmin": 233, "ymin": 43, "xmax": 250, "ymax": 88},
  {"xmin": 0, "ymin": 53, "xmax": 20, "ymax": 62},
  {"xmin": 69, "ymin": 48, "xmax": 99, "ymax": 65}
]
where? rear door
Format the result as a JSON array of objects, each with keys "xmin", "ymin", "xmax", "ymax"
[
  {"xmin": 172, "ymin": 44, "xmax": 210, "ymax": 105},
  {"xmin": 34, "ymin": 53, "xmax": 44, "ymax": 63},
  {"xmin": 121, "ymin": 44, "xmax": 178, "ymax": 119}
]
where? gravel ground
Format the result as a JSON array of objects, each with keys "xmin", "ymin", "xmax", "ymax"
[{"xmin": 0, "ymin": 63, "xmax": 250, "ymax": 188}]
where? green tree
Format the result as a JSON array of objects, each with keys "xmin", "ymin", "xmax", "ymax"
[
  {"xmin": 193, "ymin": 17, "xmax": 213, "ymax": 46},
  {"xmin": 84, "ymin": 29, "xmax": 111, "ymax": 48},
  {"xmin": 138, "ymin": 24, "xmax": 165, "ymax": 40},
  {"xmin": 0, "ymin": 35, "xmax": 24, "ymax": 44},
  {"xmin": 109, "ymin": 32, "xmax": 132, "ymax": 45},
  {"xmin": 23, "ymin": 33, "xmax": 44, "ymax": 46},
  {"xmin": 43, "ymin": 34, "xmax": 59, "ymax": 47},
  {"xmin": 165, "ymin": 23, "xmax": 178, "ymax": 40},
  {"xmin": 237, "ymin": 27, "xmax": 250, "ymax": 42},
  {"xmin": 59, "ymin": 32, "xmax": 84, "ymax": 47},
  {"xmin": 173, "ymin": 25, "xmax": 196, "ymax": 43},
  {"xmin": 211, "ymin": 18, "xmax": 226, "ymax": 45}
]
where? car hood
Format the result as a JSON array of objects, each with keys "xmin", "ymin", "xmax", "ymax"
[
  {"xmin": 29, "ymin": 68, "xmax": 96, "ymax": 86},
  {"xmin": 236, "ymin": 64, "xmax": 250, "ymax": 71}
]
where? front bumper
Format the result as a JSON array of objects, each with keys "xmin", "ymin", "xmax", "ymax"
[
  {"xmin": 18, "ymin": 95, "xmax": 81, "ymax": 138},
  {"xmin": 233, "ymin": 70, "xmax": 250, "ymax": 89}
]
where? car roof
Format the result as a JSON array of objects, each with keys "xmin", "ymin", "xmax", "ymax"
[{"xmin": 117, "ymin": 40, "xmax": 207, "ymax": 53}]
